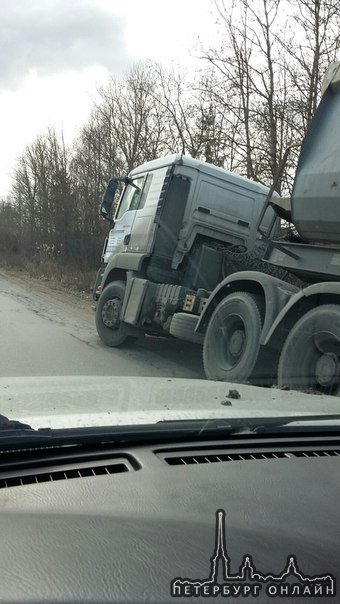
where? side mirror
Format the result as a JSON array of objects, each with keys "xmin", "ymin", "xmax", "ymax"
[{"xmin": 99, "ymin": 179, "xmax": 118, "ymax": 220}]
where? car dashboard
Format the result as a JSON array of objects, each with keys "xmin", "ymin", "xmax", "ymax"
[{"xmin": 0, "ymin": 434, "xmax": 339, "ymax": 603}]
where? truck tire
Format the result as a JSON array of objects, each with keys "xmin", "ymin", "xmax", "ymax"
[
  {"xmin": 169, "ymin": 313, "xmax": 203, "ymax": 344},
  {"xmin": 95, "ymin": 281, "xmax": 134, "ymax": 347},
  {"xmin": 222, "ymin": 243, "xmax": 303, "ymax": 287},
  {"xmin": 203, "ymin": 291, "xmax": 262, "ymax": 382},
  {"xmin": 278, "ymin": 304, "xmax": 340, "ymax": 393}
]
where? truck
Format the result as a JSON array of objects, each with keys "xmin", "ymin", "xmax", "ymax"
[
  {"xmin": 94, "ymin": 61, "xmax": 340, "ymax": 395},
  {"xmin": 93, "ymin": 155, "xmax": 279, "ymax": 354}
]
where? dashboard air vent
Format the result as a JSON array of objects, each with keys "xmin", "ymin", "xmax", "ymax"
[
  {"xmin": 294, "ymin": 449, "xmax": 340, "ymax": 458},
  {"xmin": 0, "ymin": 458, "xmax": 132, "ymax": 489},
  {"xmin": 161, "ymin": 449, "xmax": 340, "ymax": 466}
]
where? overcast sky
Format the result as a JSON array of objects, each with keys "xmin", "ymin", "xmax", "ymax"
[{"xmin": 0, "ymin": 0, "xmax": 215, "ymax": 197}]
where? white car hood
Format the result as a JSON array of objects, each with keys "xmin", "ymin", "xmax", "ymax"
[{"xmin": 0, "ymin": 376, "xmax": 340, "ymax": 430}]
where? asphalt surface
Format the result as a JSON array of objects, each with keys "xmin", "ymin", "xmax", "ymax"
[{"xmin": 0, "ymin": 270, "xmax": 204, "ymax": 379}]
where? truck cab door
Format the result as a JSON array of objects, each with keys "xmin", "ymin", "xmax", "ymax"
[
  {"xmin": 104, "ymin": 175, "xmax": 145, "ymax": 262},
  {"xmin": 127, "ymin": 167, "xmax": 170, "ymax": 254}
]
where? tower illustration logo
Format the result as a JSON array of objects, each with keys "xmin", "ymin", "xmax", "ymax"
[{"xmin": 171, "ymin": 510, "xmax": 336, "ymax": 598}]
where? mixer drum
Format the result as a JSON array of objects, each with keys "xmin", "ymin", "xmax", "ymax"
[{"xmin": 292, "ymin": 67, "xmax": 340, "ymax": 244}]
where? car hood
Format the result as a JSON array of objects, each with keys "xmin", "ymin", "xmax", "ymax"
[{"xmin": 1, "ymin": 375, "xmax": 340, "ymax": 430}]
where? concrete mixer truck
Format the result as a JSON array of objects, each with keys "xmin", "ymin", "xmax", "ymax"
[{"xmin": 94, "ymin": 62, "xmax": 340, "ymax": 394}]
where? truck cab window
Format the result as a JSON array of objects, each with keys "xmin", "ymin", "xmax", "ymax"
[
  {"xmin": 116, "ymin": 177, "xmax": 144, "ymax": 219},
  {"xmin": 138, "ymin": 173, "xmax": 153, "ymax": 210}
]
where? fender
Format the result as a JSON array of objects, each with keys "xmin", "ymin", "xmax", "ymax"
[
  {"xmin": 263, "ymin": 281, "xmax": 340, "ymax": 345},
  {"xmin": 102, "ymin": 252, "xmax": 150, "ymax": 289},
  {"xmin": 195, "ymin": 271, "xmax": 298, "ymax": 344}
]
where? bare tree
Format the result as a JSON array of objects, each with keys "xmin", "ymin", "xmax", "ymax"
[
  {"xmin": 95, "ymin": 63, "xmax": 168, "ymax": 172},
  {"xmin": 200, "ymin": 0, "xmax": 339, "ymax": 193},
  {"xmin": 10, "ymin": 128, "xmax": 74, "ymax": 262},
  {"xmin": 279, "ymin": 0, "xmax": 340, "ymax": 133}
]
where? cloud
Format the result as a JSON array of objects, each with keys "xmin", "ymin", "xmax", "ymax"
[{"xmin": 0, "ymin": 0, "xmax": 132, "ymax": 89}]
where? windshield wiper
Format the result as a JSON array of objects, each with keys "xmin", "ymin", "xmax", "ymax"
[
  {"xmin": 0, "ymin": 414, "xmax": 33, "ymax": 431},
  {"xmin": 186, "ymin": 414, "xmax": 340, "ymax": 436},
  {"xmin": 0, "ymin": 414, "xmax": 340, "ymax": 450}
]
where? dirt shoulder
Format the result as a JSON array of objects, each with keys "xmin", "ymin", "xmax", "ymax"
[{"xmin": 0, "ymin": 266, "xmax": 94, "ymax": 318}]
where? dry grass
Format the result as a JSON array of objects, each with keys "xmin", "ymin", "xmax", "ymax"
[
  {"xmin": 0, "ymin": 254, "xmax": 96, "ymax": 295},
  {"xmin": 0, "ymin": 252, "xmax": 25, "ymax": 270},
  {"xmin": 24, "ymin": 260, "xmax": 96, "ymax": 294}
]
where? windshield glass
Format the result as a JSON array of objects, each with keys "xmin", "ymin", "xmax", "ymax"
[
  {"xmin": 0, "ymin": 0, "xmax": 339, "ymax": 435},
  {"xmin": 2, "ymin": 6, "xmax": 340, "ymax": 602}
]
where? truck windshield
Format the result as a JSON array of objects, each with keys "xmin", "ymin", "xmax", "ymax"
[{"xmin": 116, "ymin": 177, "xmax": 144, "ymax": 219}]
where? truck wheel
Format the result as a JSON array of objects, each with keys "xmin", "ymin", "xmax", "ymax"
[
  {"xmin": 203, "ymin": 292, "xmax": 262, "ymax": 382},
  {"xmin": 278, "ymin": 305, "xmax": 340, "ymax": 393},
  {"xmin": 95, "ymin": 281, "xmax": 133, "ymax": 347}
]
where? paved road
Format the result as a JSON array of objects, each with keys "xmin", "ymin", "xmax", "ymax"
[{"xmin": 0, "ymin": 271, "xmax": 204, "ymax": 379}]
